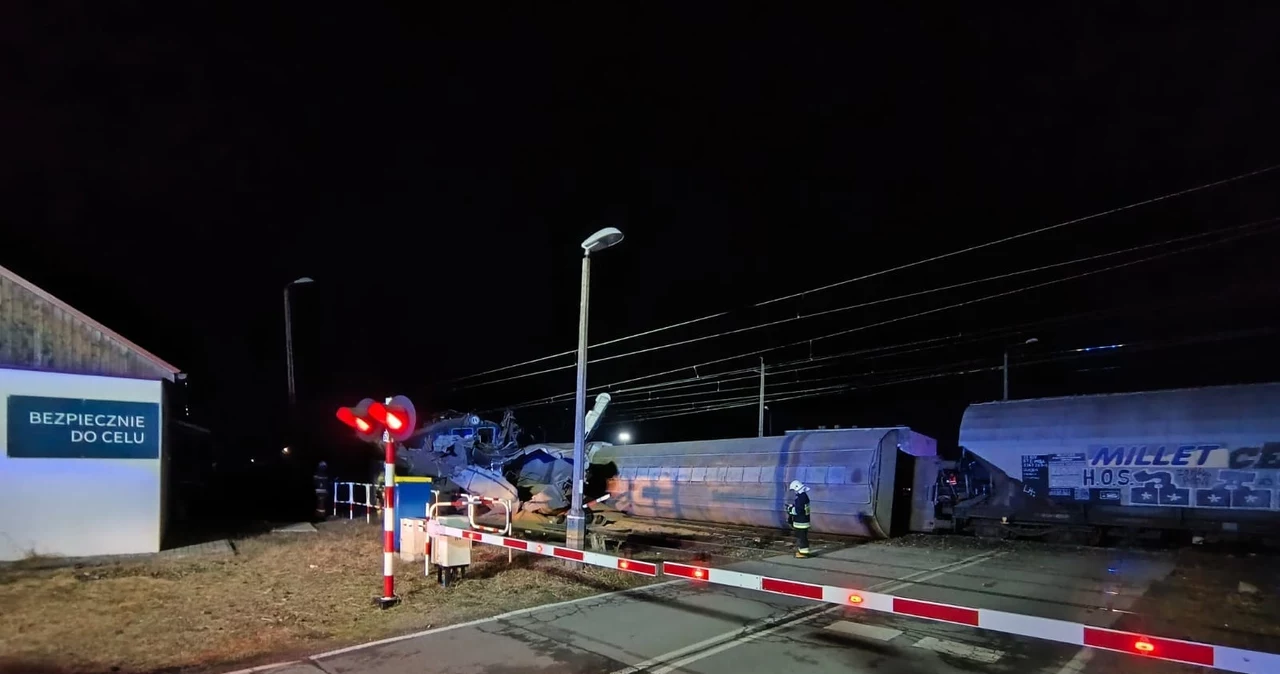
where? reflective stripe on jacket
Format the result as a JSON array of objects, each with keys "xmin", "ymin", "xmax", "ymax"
[{"xmin": 787, "ymin": 491, "xmax": 811, "ymax": 527}]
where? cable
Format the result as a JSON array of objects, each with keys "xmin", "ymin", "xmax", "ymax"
[
  {"xmin": 612, "ymin": 327, "xmax": 1280, "ymax": 423},
  {"xmin": 446, "ymin": 311, "xmax": 731, "ymax": 384},
  {"xmin": 614, "ymin": 358, "xmax": 994, "ymax": 415},
  {"xmin": 505, "ymin": 220, "xmax": 1280, "ymax": 403},
  {"xmin": 758, "ymin": 162, "xmax": 1280, "ymax": 306},
  {"xmin": 447, "ymin": 162, "xmax": 1280, "ymax": 384},
  {"xmin": 492, "ymin": 280, "xmax": 1278, "ymax": 412},
  {"xmin": 457, "ymin": 217, "xmax": 1280, "ymax": 390}
]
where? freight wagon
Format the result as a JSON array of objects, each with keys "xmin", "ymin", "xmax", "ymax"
[{"xmin": 593, "ymin": 382, "xmax": 1280, "ymax": 544}]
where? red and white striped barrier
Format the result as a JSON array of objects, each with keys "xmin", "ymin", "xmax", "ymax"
[
  {"xmin": 429, "ymin": 525, "xmax": 1280, "ymax": 673},
  {"xmin": 661, "ymin": 562, "xmax": 1278, "ymax": 673},
  {"xmin": 332, "ymin": 481, "xmax": 380, "ymax": 522},
  {"xmin": 429, "ymin": 523, "xmax": 659, "ymax": 577}
]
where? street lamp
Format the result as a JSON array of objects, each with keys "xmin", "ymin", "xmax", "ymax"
[
  {"xmin": 284, "ymin": 277, "xmax": 314, "ymax": 407},
  {"xmin": 1003, "ymin": 337, "xmax": 1039, "ymax": 401},
  {"xmin": 567, "ymin": 227, "xmax": 625, "ymax": 551},
  {"xmin": 617, "ymin": 431, "xmax": 632, "ymax": 444}
]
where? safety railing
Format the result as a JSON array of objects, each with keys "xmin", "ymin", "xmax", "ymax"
[
  {"xmin": 466, "ymin": 495, "xmax": 512, "ymax": 535},
  {"xmin": 333, "ymin": 481, "xmax": 381, "ymax": 522}
]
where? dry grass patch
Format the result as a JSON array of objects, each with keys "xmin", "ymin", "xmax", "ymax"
[{"xmin": 0, "ymin": 520, "xmax": 651, "ymax": 674}]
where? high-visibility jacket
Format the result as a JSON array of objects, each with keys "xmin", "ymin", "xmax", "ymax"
[{"xmin": 787, "ymin": 492, "xmax": 811, "ymax": 528}]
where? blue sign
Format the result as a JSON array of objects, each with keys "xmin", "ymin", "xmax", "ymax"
[{"xmin": 6, "ymin": 395, "xmax": 160, "ymax": 459}]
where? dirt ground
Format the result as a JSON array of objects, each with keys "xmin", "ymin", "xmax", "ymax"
[
  {"xmin": 0, "ymin": 520, "xmax": 652, "ymax": 674},
  {"xmin": 1114, "ymin": 545, "xmax": 1280, "ymax": 654}
]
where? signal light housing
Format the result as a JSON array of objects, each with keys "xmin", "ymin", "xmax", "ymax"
[
  {"xmin": 368, "ymin": 395, "xmax": 417, "ymax": 442},
  {"xmin": 336, "ymin": 398, "xmax": 382, "ymax": 443}
]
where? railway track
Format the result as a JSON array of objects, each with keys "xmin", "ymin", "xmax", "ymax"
[{"xmin": 478, "ymin": 511, "xmax": 865, "ymax": 564}]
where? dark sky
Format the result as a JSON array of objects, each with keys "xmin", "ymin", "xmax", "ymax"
[{"xmin": 3, "ymin": 4, "xmax": 1280, "ymax": 466}]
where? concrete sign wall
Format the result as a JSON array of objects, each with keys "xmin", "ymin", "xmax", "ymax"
[{"xmin": 0, "ymin": 367, "xmax": 165, "ymax": 561}]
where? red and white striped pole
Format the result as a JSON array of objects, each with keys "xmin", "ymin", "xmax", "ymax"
[{"xmin": 378, "ymin": 427, "xmax": 399, "ymax": 608}]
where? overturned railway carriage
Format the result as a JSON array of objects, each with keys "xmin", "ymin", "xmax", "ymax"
[
  {"xmin": 591, "ymin": 427, "xmax": 940, "ymax": 538},
  {"xmin": 953, "ymin": 382, "xmax": 1280, "ymax": 541}
]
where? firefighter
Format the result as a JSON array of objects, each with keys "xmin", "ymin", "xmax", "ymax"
[
  {"xmin": 312, "ymin": 461, "xmax": 330, "ymax": 521},
  {"xmin": 786, "ymin": 480, "xmax": 812, "ymax": 558}
]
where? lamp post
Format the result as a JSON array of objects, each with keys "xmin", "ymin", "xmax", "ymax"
[
  {"xmin": 566, "ymin": 227, "xmax": 625, "ymax": 551},
  {"xmin": 1003, "ymin": 337, "xmax": 1039, "ymax": 401},
  {"xmin": 284, "ymin": 277, "xmax": 314, "ymax": 407}
]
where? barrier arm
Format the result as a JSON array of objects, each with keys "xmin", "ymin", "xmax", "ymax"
[{"xmin": 426, "ymin": 526, "xmax": 1280, "ymax": 674}]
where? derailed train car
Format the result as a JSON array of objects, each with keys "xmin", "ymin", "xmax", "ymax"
[
  {"xmin": 947, "ymin": 382, "xmax": 1280, "ymax": 543},
  {"xmin": 591, "ymin": 427, "xmax": 940, "ymax": 538},
  {"xmin": 396, "ymin": 381, "xmax": 1280, "ymax": 544}
]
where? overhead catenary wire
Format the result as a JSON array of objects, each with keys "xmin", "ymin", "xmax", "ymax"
[
  {"xmin": 490, "ymin": 220, "xmax": 1280, "ymax": 409},
  {"xmin": 491, "ymin": 273, "xmax": 1280, "ymax": 412},
  {"xmin": 447, "ymin": 162, "xmax": 1280, "ymax": 385},
  {"xmin": 612, "ymin": 361, "xmax": 984, "ymax": 414},
  {"xmin": 483, "ymin": 278, "xmax": 1274, "ymax": 411},
  {"xmin": 457, "ymin": 216, "xmax": 1280, "ymax": 391},
  {"xmin": 611, "ymin": 327, "xmax": 1280, "ymax": 422},
  {"xmin": 611, "ymin": 351, "xmax": 1000, "ymax": 409}
]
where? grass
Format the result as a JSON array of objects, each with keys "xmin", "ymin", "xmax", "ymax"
[{"xmin": 0, "ymin": 520, "xmax": 653, "ymax": 674}]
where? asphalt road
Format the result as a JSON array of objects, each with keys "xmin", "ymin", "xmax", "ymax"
[{"xmin": 245, "ymin": 549, "xmax": 1204, "ymax": 674}]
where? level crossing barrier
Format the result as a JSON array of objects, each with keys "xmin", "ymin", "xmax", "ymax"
[{"xmin": 424, "ymin": 521, "xmax": 1279, "ymax": 673}]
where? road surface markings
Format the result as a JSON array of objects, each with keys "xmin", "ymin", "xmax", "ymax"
[
  {"xmin": 1055, "ymin": 646, "xmax": 1095, "ymax": 674},
  {"xmin": 913, "ymin": 636, "xmax": 1004, "ymax": 663},
  {"xmin": 824, "ymin": 620, "xmax": 903, "ymax": 641},
  {"xmin": 608, "ymin": 549, "xmax": 1005, "ymax": 674},
  {"xmin": 305, "ymin": 580, "xmax": 683, "ymax": 661}
]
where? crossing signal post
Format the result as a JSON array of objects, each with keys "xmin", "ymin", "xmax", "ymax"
[{"xmin": 336, "ymin": 395, "xmax": 416, "ymax": 609}]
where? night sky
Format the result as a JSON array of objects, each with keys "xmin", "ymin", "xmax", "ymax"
[{"xmin": 4, "ymin": 5, "xmax": 1280, "ymax": 478}]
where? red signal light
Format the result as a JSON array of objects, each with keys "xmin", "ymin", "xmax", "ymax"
[
  {"xmin": 368, "ymin": 402, "xmax": 405, "ymax": 430},
  {"xmin": 1134, "ymin": 639, "xmax": 1155, "ymax": 653},
  {"xmin": 368, "ymin": 396, "xmax": 417, "ymax": 442},
  {"xmin": 337, "ymin": 408, "xmax": 373, "ymax": 433},
  {"xmin": 336, "ymin": 399, "xmax": 382, "ymax": 443},
  {"xmin": 848, "ymin": 594, "xmax": 864, "ymax": 604}
]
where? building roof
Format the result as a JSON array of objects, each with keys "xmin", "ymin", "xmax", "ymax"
[{"xmin": 0, "ymin": 263, "xmax": 182, "ymax": 381}]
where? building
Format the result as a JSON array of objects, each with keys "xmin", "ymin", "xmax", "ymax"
[{"xmin": 0, "ymin": 264, "xmax": 182, "ymax": 561}]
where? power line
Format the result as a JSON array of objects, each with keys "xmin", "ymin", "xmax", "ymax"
[
  {"xmin": 611, "ymin": 327, "xmax": 1280, "ymax": 423},
  {"xmin": 757, "ymin": 162, "xmax": 1280, "ymax": 306},
  {"xmin": 494, "ymin": 273, "xmax": 1279, "ymax": 413},
  {"xmin": 503, "ymin": 220, "xmax": 1279, "ymax": 404},
  {"xmin": 459, "ymin": 217, "xmax": 1279, "ymax": 391},
  {"xmin": 446, "ymin": 162, "xmax": 1280, "ymax": 385},
  {"xmin": 446, "ymin": 311, "xmax": 731, "ymax": 384}
]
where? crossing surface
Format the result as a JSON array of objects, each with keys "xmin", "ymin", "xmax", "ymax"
[{"xmin": 231, "ymin": 545, "xmax": 1211, "ymax": 674}]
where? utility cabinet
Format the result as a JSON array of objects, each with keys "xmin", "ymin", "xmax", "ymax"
[{"xmin": 428, "ymin": 515, "xmax": 472, "ymax": 586}]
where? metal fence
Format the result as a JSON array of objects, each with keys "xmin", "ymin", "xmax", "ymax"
[{"xmin": 333, "ymin": 481, "xmax": 382, "ymax": 522}]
